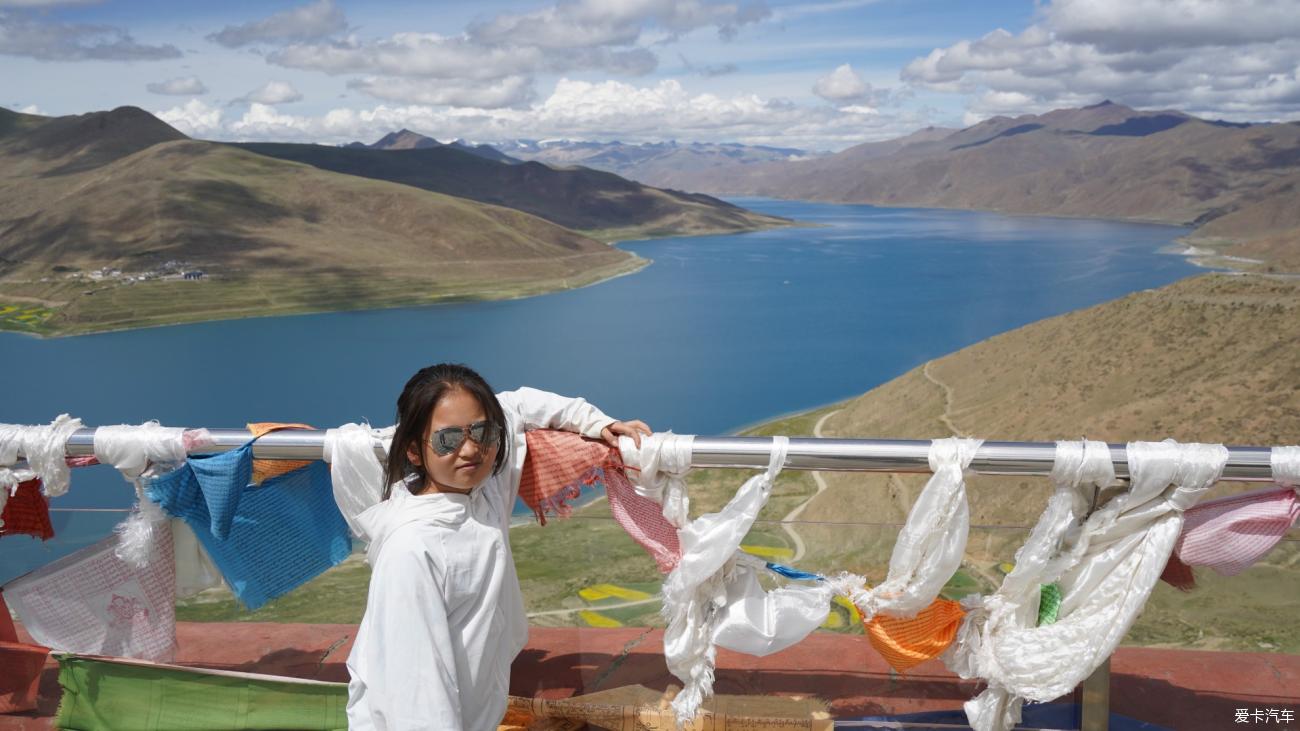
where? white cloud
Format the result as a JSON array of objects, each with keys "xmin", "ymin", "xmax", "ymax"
[
  {"xmin": 157, "ymin": 77, "xmax": 936, "ymax": 151},
  {"xmin": 0, "ymin": 11, "xmax": 181, "ymax": 61},
  {"xmin": 234, "ymin": 80, "xmax": 303, "ymax": 105},
  {"xmin": 146, "ymin": 76, "xmax": 207, "ymax": 96},
  {"xmin": 903, "ymin": 0, "xmax": 1300, "ymax": 121},
  {"xmin": 18, "ymin": 103, "xmax": 41, "ymax": 114},
  {"xmin": 813, "ymin": 63, "xmax": 870, "ymax": 102},
  {"xmin": 265, "ymin": 1, "xmax": 768, "ymax": 110},
  {"xmin": 1045, "ymin": 0, "xmax": 1300, "ymax": 52},
  {"xmin": 268, "ymin": 30, "xmax": 660, "ymax": 82},
  {"xmin": 467, "ymin": 0, "xmax": 770, "ymax": 48},
  {"xmin": 156, "ymin": 98, "xmax": 223, "ymax": 137},
  {"xmin": 207, "ymin": 0, "xmax": 346, "ymax": 48},
  {"xmin": 347, "ymin": 76, "xmax": 533, "ymax": 109}
]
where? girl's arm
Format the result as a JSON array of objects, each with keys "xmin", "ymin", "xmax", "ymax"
[
  {"xmin": 498, "ymin": 387, "xmax": 651, "ymax": 446},
  {"xmin": 497, "ymin": 386, "xmax": 616, "ymax": 439}
]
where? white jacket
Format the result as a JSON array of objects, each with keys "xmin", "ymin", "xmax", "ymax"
[{"xmin": 345, "ymin": 388, "xmax": 614, "ymax": 731}]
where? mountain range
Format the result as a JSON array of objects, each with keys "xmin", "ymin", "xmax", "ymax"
[
  {"xmin": 490, "ymin": 138, "xmax": 819, "ymax": 191},
  {"xmin": 0, "ymin": 106, "xmax": 782, "ymax": 335},
  {"xmin": 236, "ymin": 135, "xmax": 786, "ymax": 238},
  {"xmin": 347, "ymin": 128, "xmax": 518, "ymax": 164},
  {"xmin": 632, "ymin": 102, "xmax": 1299, "ymax": 270}
]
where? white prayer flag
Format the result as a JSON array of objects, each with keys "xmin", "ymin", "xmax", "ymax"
[{"xmin": 4, "ymin": 524, "xmax": 177, "ymax": 662}]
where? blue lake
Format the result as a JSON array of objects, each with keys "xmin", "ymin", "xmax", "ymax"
[{"xmin": 0, "ymin": 199, "xmax": 1199, "ymax": 580}]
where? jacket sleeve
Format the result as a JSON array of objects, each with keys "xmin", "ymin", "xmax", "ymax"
[
  {"xmin": 349, "ymin": 539, "xmax": 463, "ymax": 731},
  {"xmin": 496, "ymin": 387, "xmax": 615, "ymax": 439}
]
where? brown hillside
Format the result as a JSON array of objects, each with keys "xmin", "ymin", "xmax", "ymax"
[
  {"xmin": 1, "ymin": 106, "xmax": 187, "ymax": 176},
  {"xmin": 233, "ymin": 141, "xmax": 790, "ymax": 240},
  {"xmin": 0, "ymin": 109, "xmax": 640, "ymax": 335}
]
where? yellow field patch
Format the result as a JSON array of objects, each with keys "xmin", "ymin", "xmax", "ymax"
[
  {"xmin": 740, "ymin": 544, "xmax": 794, "ymax": 560},
  {"xmin": 0, "ymin": 303, "xmax": 54, "ymax": 329},
  {"xmin": 579, "ymin": 583, "xmax": 652, "ymax": 602},
  {"xmin": 578, "ymin": 610, "xmax": 622, "ymax": 628},
  {"xmin": 833, "ymin": 595, "xmax": 862, "ymax": 624}
]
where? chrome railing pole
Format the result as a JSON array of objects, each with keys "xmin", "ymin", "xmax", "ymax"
[{"xmin": 60, "ymin": 430, "xmax": 1281, "ymax": 481}]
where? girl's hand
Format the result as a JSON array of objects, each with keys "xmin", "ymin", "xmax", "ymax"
[{"xmin": 601, "ymin": 420, "xmax": 652, "ymax": 448}]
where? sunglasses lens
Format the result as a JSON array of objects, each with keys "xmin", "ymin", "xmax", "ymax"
[
  {"xmin": 430, "ymin": 422, "xmax": 500, "ymax": 456},
  {"xmin": 433, "ymin": 428, "xmax": 464, "ymax": 456},
  {"xmin": 469, "ymin": 421, "xmax": 500, "ymax": 447}
]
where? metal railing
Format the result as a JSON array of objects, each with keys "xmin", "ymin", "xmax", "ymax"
[
  {"xmin": 36, "ymin": 427, "xmax": 1300, "ymax": 729},
  {"xmin": 60, "ymin": 428, "xmax": 1280, "ymax": 481}
]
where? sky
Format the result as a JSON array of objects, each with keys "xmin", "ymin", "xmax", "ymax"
[{"xmin": 2, "ymin": 0, "xmax": 1299, "ymax": 151}]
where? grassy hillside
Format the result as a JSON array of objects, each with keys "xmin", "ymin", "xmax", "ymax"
[
  {"xmin": 803, "ymin": 272, "xmax": 1300, "ymax": 652},
  {"xmin": 0, "ymin": 107, "xmax": 642, "ymax": 335},
  {"xmin": 233, "ymin": 142, "xmax": 792, "ymax": 241}
]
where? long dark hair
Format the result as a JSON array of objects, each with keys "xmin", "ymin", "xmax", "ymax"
[{"xmin": 384, "ymin": 363, "xmax": 508, "ymax": 499}]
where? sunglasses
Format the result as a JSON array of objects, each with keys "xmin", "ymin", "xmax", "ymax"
[{"xmin": 428, "ymin": 420, "xmax": 502, "ymax": 457}]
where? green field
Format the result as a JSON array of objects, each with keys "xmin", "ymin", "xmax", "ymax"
[{"xmin": 0, "ymin": 258, "xmax": 645, "ymax": 337}]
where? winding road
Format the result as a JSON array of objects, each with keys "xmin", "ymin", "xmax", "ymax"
[
  {"xmin": 923, "ymin": 360, "xmax": 965, "ymax": 437},
  {"xmin": 780, "ymin": 408, "xmax": 842, "ymax": 563}
]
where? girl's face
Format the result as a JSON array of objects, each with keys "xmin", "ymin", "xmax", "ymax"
[{"xmin": 407, "ymin": 387, "xmax": 499, "ymax": 494}]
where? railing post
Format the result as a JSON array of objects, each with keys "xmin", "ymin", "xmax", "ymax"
[{"xmin": 1080, "ymin": 658, "xmax": 1111, "ymax": 731}]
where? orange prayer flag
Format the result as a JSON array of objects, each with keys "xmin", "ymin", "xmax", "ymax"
[
  {"xmin": 864, "ymin": 597, "xmax": 966, "ymax": 674},
  {"xmin": 246, "ymin": 422, "xmax": 315, "ymax": 485}
]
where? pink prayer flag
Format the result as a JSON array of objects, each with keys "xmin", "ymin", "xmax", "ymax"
[
  {"xmin": 1174, "ymin": 486, "xmax": 1300, "ymax": 577},
  {"xmin": 520, "ymin": 429, "xmax": 681, "ymax": 572},
  {"xmin": 3, "ymin": 526, "xmax": 177, "ymax": 662},
  {"xmin": 604, "ymin": 463, "xmax": 682, "ymax": 574}
]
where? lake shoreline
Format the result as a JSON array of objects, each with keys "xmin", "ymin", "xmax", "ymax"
[{"xmin": 0, "ymin": 217, "xmax": 803, "ymax": 339}]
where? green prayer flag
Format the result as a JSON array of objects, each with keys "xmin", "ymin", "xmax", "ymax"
[
  {"xmin": 54, "ymin": 654, "xmax": 347, "ymax": 731},
  {"xmin": 1037, "ymin": 583, "xmax": 1063, "ymax": 626}
]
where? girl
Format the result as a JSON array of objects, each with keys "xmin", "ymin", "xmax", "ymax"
[{"xmin": 346, "ymin": 363, "xmax": 650, "ymax": 730}]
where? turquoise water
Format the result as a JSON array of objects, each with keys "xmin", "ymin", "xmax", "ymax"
[{"xmin": 0, "ymin": 199, "xmax": 1198, "ymax": 580}]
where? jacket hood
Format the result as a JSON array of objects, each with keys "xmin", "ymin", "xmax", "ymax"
[{"xmin": 356, "ymin": 483, "xmax": 471, "ymax": 563}]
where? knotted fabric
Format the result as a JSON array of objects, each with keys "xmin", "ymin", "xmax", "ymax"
[
  {"xmin": 94, "ymin": 422, "xmax": 204, "ymax": 569},
  {"xmin": 828, "ymin": 437, "xmax": 983, "ymax": 623},
  {"xmin": 945, "ymin": 440, "xmax": 1227, "ymax": 731},
  {"xmin": 620, "ymin": 431, "xmax": 695, "ymax": 527},
  {"xmin": 662, "ymin": 436, "xmax": 787, "ymax": 724},
  {"xmin": 683, "ymin": 438, "xmax": 983, "ymax": 681},
  {"xmin": 1162, "ymin": 445, "xmax": 1300, "ymax": 588},
  {"xmin": 93, "ymin": 422, "xmax": 189, "ymax": 481},
  {"xmin": 321, "ymin": 423, "xmax": 390, "ymax": 537},
  {"xmin": 0, "ymin": 415, "xmax": 82, "ymax": 498}
]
